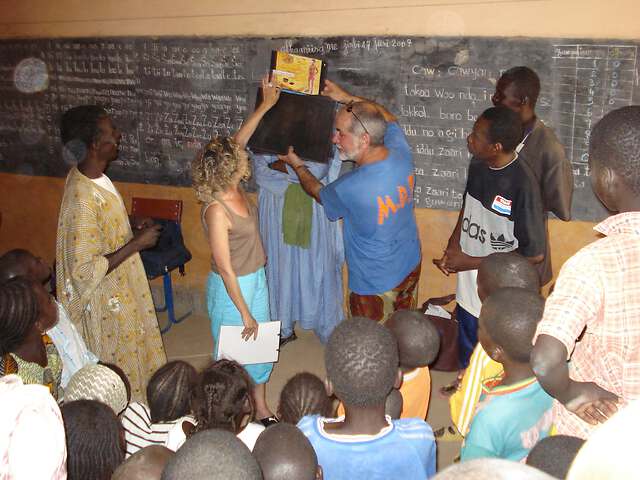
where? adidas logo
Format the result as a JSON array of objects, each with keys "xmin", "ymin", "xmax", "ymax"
[{"xmin": 490, "ymin": 233, "xmax": 515, "ymax": 251}]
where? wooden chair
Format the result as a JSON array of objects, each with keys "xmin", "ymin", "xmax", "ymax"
[{"xmin": 131, "ymin": 197, "xmax": 191, "ymax": 334}]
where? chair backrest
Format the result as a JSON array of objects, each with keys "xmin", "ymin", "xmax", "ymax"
[{"xmin": 131, "ymin": 198, "xmax": 182, "ymax": 223}]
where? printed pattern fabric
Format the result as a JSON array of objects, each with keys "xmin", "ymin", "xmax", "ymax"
[
  {"xmin": 348, "ymin": 260, "xmax": 421, "ymax": 323},
  {"xmin": 56, "ymin": 167, "xmax": 167, "ymax": 402},
  {"xmin": 0, "ymin": 334, "xmax": 63, "ymax": 401},
  {"xmin": 456, "ymin": 157, "xmax": 546, "ymax": 317}
]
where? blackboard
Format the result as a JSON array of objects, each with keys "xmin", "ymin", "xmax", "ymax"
[{"xmin": 1, "ymin": 36, "xmax": 638, "ymax": 221}]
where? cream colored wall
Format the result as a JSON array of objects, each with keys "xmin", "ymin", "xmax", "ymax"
[
  {"xmin": 1, "ymin": 0, "xmax": 638, "ymax": 39},
  {"xmin": 0, "ymin": 0, "xmax": 637, "ymax": 303}
]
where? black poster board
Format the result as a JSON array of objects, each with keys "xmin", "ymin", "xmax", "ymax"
[
  {"xmin": 1, "ymin": 36, "xmax": 639, "ymax": 221},
  {"xmin": 247, "ymin": 91, "xmax": 336, "ymax": 163}
]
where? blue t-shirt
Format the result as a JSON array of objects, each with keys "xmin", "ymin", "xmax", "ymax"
[
  {"xmin": 319, "ymin": 123, "xmax": 421, "ymax": 294},
  {"xmin": 461, "ymin": 376, "xmax": 554, "ymax": 462},
  {"xmin": 298, "ymin": 415, "xmax": 436, "ymax": 480}
]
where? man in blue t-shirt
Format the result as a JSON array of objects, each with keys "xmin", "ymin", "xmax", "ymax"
[{"xmin": 280, "ymin": 80, "xmax": 421, "ymax": 322}]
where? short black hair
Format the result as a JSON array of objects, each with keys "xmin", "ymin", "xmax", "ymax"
[
  {"xmin": 385, "ymin": 388, "xmax": 403, "ymax": 419},
  {"xmin": 147, "ymin": 360, "xmax": 197, "ymax": 423},
  {"xmin": 278, "ymin": 372, "xmax": 334, "ymax": 424},
  {"xmin": 0, "ymin": 249, "xmax": 31, "ymax": 284},
  {"xmin": 500, "ymin": 66, "xmax": 541, "ymax": 108},
  {"xmin": 480, "ymin": 106, "xmax": 524, "ymax": 153},
  {"xmin": 61, "ymin": 399, "xmax": 125, "ymax": 480},
  {"xmin": 526, "ymin": 435, "xmax": 585, "ymax": 479},
  {"xmin": 0, "ymin": 277, "xmax": 39, "ymax": 356},
  {"xmin": 190, "ymin": 359, "xmax": 254, "ymax": 435},
  {"xmin": 386, "ymin": 309, "xmax": 440, "ymax": 369},
  {"xmin": 478, "ymin": 252, "xmax": 540, "ymax": 298},
  {"xmin": 480, "ymin": 288, "xmax": 545, "ymax": 363},
  {"xmin": 253, "ymin": 423, "xmax": 318, "ymax": 480},
  {"xmin": 60, "ymin": 105, "xmax": 108, "ymax": 162},
  {"xmin": 590, "ymin": 106, "xmax": 640, "ymax": 195},
  {"xmin": 161, "ymin": 429, "xmax": 261, "ymax": 480},
  {"xmin": 111, "ymin": 445, "xmax": 173, "ymax": 480},
  {"xmin": 325, "ymin": 316, "xmax": 399, "ymax": 407}
]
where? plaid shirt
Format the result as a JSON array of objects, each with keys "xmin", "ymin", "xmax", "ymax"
[{"xmin": 535, "ymin": 212, "xmax": 640, "ymax": 438}]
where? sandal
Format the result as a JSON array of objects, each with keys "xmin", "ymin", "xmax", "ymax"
[
  {"xmin": 279, "ymin": 331, "xmax": 298, "ymax": 348},
  {"xmin": 259, "ymin": 416, "xmax": 280, "ymax": 427},
  {"xmin": 434, "ymin": 425, "xmax": 463, "ymax": 442}
]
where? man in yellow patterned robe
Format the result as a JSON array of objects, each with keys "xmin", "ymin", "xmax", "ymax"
[{"xmin": 56, "ymin": 106, "xmax": 166, "ymax": 401}]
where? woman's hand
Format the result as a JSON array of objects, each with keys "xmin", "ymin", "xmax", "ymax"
[
  {"xmin": 241, "ymin": 314, "xmax": 259, "ymax": 341},
  {"xmin": 259, "ymin": 76, "xmax": 281, "ymax": 111}
]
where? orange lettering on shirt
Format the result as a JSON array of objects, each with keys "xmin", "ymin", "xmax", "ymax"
[
  {"xmin": 397, "ymin": 186, "xmax": 409, "ymax": 208},
  {"xmin": 377, "ymin": 195, "xmax": 398, "ymax": 225},
  {"xmin": 408, "ymin": 175, "xmax": 415, "ymax": 200}
]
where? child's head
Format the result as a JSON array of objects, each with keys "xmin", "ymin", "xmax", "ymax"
[
  {"xmin": 589, "ymin": 106, "xmax": 640, "ymax": 212},
  {"xmin": 253, "ymin": 423, "xmax": 319, "ymax": 480},
  {"xmin": 0, "ymin": 277, "xmax": 57, "ymax": 356},
  {"xmin": 526, "ymin": 435, "xmax": 585, "ymax": 479},
  {"xmin": 478, "ymin": 288, "xmax": 545, "ymax": 365},
  {"xmin": 467, "ymin": 106, "xmax": 523, "ymax": 162},
  {"xmin": 65, "ymin": 363, "xmax": 129, "ymax": 415},
  {"xmin": 386, "ymin": 309, "xmax": 440, "ymax": 369},
  {"xmin": 112, "ymin": 445, "xmax": 174, "ymax": 480},
  {"xmin": 61, "ymin": 399, "xmax": 125, "ymax": 480},
  {"xmin": 147, "ymin": 360, "xmax": 197, "ymax": 423},
  {"xmin": 161, "ymin": 429, "xmax": 261, "ymax": 480},
  {"xmin": 325, "ymin": 316, "xmax": 399, "ymax": 408},
  {"xmin": 477, "ymin": 252, "xmax": 540, "ymax": 302},
  {"xmin": 190, "ymin": 359, "xmax": 254, "ymax": 435},
  {"xmin": 0, "ymin": 249, "xmax": 52, "ymax": 284},
  {"xmin": 277, "ymin": 372, "xmax": 334, "ymax": 424},
  {"xmin": 385, "ymin": 388, "xmax": 403, "ymax": 419}
]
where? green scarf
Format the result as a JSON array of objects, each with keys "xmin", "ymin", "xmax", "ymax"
[{"xmin": 282, "ymin": 183, "xmax": 313, "ymax": 248}]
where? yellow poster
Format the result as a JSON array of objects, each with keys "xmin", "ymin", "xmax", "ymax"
[{"xmin": 272, "ymin": 51, "xmax": 323, "ymax": 95}]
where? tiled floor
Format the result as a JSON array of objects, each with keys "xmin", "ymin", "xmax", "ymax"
[{"xmin": 160, "ymin": 311, "xmax": 461, "ymax": 471}]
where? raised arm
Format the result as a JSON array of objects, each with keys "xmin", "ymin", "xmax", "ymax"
[
  {"xmin": 322, "ymin": 79, "xmax": 397, "ymax": 123},
  {"xmin": 233, "ymin": 77, "xmax": 281, "ymax": 150}
]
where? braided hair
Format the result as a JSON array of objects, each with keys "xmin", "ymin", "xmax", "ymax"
[
  {"xmin": 0, "ymin": 277, "xmax": 39, "ymax": 356},
  {"xmin": 147, "ymin": 360, "xmax": 197, "ymax": 423},
  {"xmin": 278, "ymin": 372, "xmax": 333, "ymax": 424},
  {"xmin": 61, "ymin": 399, "xmax": 125, "ymax": 480},
  {"xmin": 190, "ymin": 359, "xmax": 255, "ymax": 435}
]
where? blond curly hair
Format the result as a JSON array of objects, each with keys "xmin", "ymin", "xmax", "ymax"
[{"xmin": 191, "ymin": 136, "xmax": 250, "ymax": 204}]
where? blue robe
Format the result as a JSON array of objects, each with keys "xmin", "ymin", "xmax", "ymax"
[{"xmin": 252, "ymin": 152, "xmax": 345, "ymax": 343}]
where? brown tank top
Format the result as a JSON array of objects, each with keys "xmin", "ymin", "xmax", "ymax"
[{"xmin": 201, "ymin": 191, "xmax": 266, "ymax": 276}]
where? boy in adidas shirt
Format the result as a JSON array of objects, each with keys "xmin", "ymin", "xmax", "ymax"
[{"xmin": 434, "ymin": 106, "xmax": 546, "ymax": 370}]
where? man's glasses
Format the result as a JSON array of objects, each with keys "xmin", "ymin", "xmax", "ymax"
[{"xmin": 345, "ymin": 102, "xmax": 370, "ymax": 135}]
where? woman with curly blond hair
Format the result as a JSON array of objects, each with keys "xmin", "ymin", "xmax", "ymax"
[{"xmin": 191, "ymin": 78, "xmax": 280, "ymax": 425}]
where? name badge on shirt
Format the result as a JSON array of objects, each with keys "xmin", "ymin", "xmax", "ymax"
[{"xmin": 491, "ymin": 195, "xmax": 512, "ymax": 215}]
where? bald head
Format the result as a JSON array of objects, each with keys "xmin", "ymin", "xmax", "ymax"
[
  {"xmin": 112, "ymin": 446, "xmax": 173, "ymax": 480},
  {"xmin": 253, "ymin": 423, "xmax": 318, "ymax": 480},
  {"xmin": 386, "ymin": 309, "xmax": 440, "ymax": 369},
  {"xmin": 342, "ymin": 101, "xmax": 387, "ymax": 145},
  {"xmin": 161, "ymin": 429, "xmax": 261, "ymax": 480},
  {"xmin": 477, "ymin": 252, "xmax": 540, "ymax": 302}
]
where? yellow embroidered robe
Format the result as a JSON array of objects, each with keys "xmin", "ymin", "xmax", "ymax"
[{"xmin": 56, "ymin": 167, "xmax": 166, "ymax": 401}]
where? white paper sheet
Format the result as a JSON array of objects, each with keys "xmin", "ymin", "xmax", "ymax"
[
  {"xmin": 216, "ymin": 321, "xmax": 281, "ymax": 365},
  {"xmin": 424, "ymin": 304, "xmax": 452, "ymax": 320}
]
